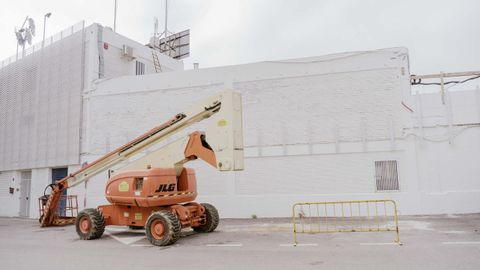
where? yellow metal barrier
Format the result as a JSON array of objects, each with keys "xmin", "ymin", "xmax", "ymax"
[{"xmin": 292, "ymin": 200, "xmax": 401, "ymax": 245}]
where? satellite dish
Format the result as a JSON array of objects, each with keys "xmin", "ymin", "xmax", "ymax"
[
  {"xmin": 15, "ymin": 30, "xmax": 25, "ymax": 46},
  {"xmin": 14, "ymin": 16, "xmax": 36, "ymax": 50},
  {"xmin": 28, "ymin": 18, "xmax": 36, "ymax": 36}
]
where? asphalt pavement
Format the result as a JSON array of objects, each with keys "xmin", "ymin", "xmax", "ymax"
[{"xmin": 0, "ymin": 214, "xmax": 479, "ymax": 270}]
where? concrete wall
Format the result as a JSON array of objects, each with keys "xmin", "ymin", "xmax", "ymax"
[
  {"xmin": 0, "ymin": 166, "xmax": 90, "ymax": 219},
  {"xmin": 79, "ymin": 47, "xmax": 428, "ymax": 217},
  {"xmin": 79, "ymin": 47, "xmax": 480, "ymax": 217},
  {"xmin": 0, "ymin": 171, "xmax": 20, "ymax": 216},
  {"xmin": 405, "ymin": 88, "xmax": 480, "ymax": 214},
  {"xmin": 101, "ymin": 27, "xmax": 183, "ymax": 78},
  {"xmin": 82, "ymin": 24, "xmax": 184, "ymax": 86}
]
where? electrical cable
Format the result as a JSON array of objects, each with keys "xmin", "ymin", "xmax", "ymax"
[
  {"xmin": 403, "ymin": 124, "xmax": 480, "ymax": 142},
  {"xmin": 411, "ymin": 75, "xmax": 480, "ymax": 86}
]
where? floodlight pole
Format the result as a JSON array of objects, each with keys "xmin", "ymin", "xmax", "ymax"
[
  {"xmin": 42, "ymin": 12, "xmax": 52, "ymax": 48},
  {"xmin": 114, "ymin": 0, "xmax": 117, "ymax": 32},
  {"xmin": 164, "ymin": 0, "xmax": 168, "ymax": 38}
]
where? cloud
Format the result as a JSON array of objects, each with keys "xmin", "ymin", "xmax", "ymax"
[{"xmin": 1, "ymin": 0, "xmax": 479, "ymax": 87}]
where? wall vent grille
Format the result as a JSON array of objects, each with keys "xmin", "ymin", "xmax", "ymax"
[
  {"xmin": 135, "ymin": 61, "xmax": 145, "ymax": 75},
  {"xmin": 375, "ymin": 160, "xmax": 399, "ymax": 191}
]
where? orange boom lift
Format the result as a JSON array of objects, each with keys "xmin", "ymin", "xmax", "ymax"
[{"xmin": 39, "ymin": 91, "xmax": 244, "ymax": 246}]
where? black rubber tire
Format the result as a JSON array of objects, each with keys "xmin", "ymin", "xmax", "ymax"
[
  {"xmin": 145, "ymin": 211, "xmax": 181, "ymax": 246},
  {"xmin": 75, "ymin": 208, "xmax": 105, "ymax": 240},
  {"xmin": 128, "ymin": 226, "xmax": 145, "ymax": 230},
  {"xmin": 193, "ymin": 203, "xmax": 219, "ymax": 233}
]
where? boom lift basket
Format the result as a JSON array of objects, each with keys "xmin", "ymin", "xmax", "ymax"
[{"xmin": 39, "ymin": 195, "xmax": 78, "ymax": 225}]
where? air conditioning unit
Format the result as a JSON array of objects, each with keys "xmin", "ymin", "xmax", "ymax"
[{"xmin": 121, "ymin": 45, "xmax": 135, "ymax": 61}]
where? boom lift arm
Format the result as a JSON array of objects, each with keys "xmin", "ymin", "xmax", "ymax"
[{"xmin": 40, "ymin": 91, "xmax": 243, "ymax": 227}]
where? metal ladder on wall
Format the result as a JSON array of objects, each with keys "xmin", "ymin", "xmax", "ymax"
[{"xmin": 152, "ymin": 50, "xmax": 162, "ymax": 73}]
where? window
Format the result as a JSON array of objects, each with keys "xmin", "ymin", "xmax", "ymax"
[
  {"xmin": 375, "ymin": 160, "xmax": 399, "ymax": 191},
  {"xmin": 135, "ymin": 178, "xmax": 143, "ymax": 191},
  {"xmin": 135, "ymin": 61, "xmax": 145, "ymax": 75}
]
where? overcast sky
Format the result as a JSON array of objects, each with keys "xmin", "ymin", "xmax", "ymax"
[{"xmin": 1, "ymin": 0, "xmax": 479, "ymax": 81}]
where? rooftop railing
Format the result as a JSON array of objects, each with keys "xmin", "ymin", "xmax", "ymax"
[{"xmin": 0, "ymin": 20, "xmax": 85, "ymax": 70}]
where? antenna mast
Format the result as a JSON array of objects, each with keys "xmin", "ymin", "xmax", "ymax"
[
  {"xmin": 162, "ymin": 0, "xmax": 171, "ymax": 52},
  {"xmin": 149, "ymin": 0, "xmax": 190, "ymax": 60}
]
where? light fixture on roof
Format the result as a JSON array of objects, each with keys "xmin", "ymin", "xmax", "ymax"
[{"xmin": 43, "ymin": 12, "xmax": 52, "ymax": 48}]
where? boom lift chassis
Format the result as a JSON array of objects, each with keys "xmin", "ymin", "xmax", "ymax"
[{"xmin": 39, "ymin": 91, "xmax": 244, "ymax": 246}]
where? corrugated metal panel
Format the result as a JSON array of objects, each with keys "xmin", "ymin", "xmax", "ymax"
[{"xmin": 0, "ymin": 23, "xmax": 84, "ymax": 171}]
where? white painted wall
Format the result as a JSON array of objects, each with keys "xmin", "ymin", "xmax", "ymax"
[
  {"xmin": 0, "ymin": 171, "xmax": 20, "ymax": 216},
  {"xmin": 28, "ymin": 168, "xmax": 51, "ymax": 219},
  {"xmin": 78, "ymin": 47, "xmax": 480, "ymax": 217},
  {"xmin": 405, "ymin": 88, "xmax": 480, "ymax": 214},
  {"xmin": 81, "ymin": 24, "xmax": 183, "ymax": 84},
  {"xmin": 101, "ymin": 26, "xmax": 183, "ymax": 78},
  {"xmin": 79, "ymin": 47, "xmax": 432, "ymax": 218}
]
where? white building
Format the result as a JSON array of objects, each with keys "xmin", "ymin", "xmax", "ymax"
[{"xmin": 1, "ymin": 22, "xmax": 479, "ymax": 219}]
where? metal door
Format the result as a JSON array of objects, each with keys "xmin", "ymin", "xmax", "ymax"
[
  {"xmin": 52, "ymin": 168, "xmax": 68, "ymax": 216},
  {"xmin": 19, "ymin": 171, "xmax": 32, "ymax": 217}
]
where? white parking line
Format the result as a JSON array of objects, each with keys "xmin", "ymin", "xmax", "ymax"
[
  {"xmin": 360, "ymin": 243, "xmax": 398, "ymax": 246},
  {"xmin": 442, "ymin": 241, "xmax": 480, "ymax": 245},
  {"xmin": 104, "ymin": 231, "xmax": 147, "ymax": 245},
  {"xmin": 280, "ymin": 243, "xmax": 318, "ymax": 247},
  {"xmin": 206, "ymin": 244, "xmax": 243, "ymax": 247}
]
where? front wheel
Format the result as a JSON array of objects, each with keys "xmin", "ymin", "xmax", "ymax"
[
  {"xmin": 75, "ymin": 208, "xmax": 105, "ymax": 240},
  {"xmin": 193, "ymin": 203, "xmax": 219, "ymax": 233},
  {"xmin": 145, "ymin": 210, "xmax": 181, "ymax": 246}
]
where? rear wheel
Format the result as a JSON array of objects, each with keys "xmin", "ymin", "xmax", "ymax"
[
  {"xmin": 145, "ymin": 210, "xmax": 181, "ymax": 246},
  {"xmin": 193, "ymin": 203, "xmax": 219, "ymax": 233},
  {"xmin": 75, "ymin": 208, "xmax": 105, "ymax": 240}
]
